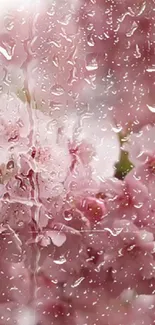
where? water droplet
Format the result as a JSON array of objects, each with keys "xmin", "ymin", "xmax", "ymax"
[
  {"xmin": 137, "ymin": 1, "xmax": 146, "ymax": 16},
  {"xmin": 47, "ymin": 5, "xmax": 56, "ymax": 17},
  {"xmin": 95, "ymin": 261, "xmax": 106, "ymax": 272},
  {"xmin": 46, "ymin": 120, "xmax": 57, "ymax": 133},
  {"xmin": 87, "ymin": 34, "xmax": 95, "ymax": 47},
  {"xmin": 54, "ymin": 256, "xmax": 66, "ymax": 265},
  {"xmin": 52, "ymin": 184, "xmax": 64, "ymax": 196},
  {"xmin": 134, "ymin": 202, "xmax": 143, "ymax": 209},
  {"xmin": 146, "ymin": 67, "xmax": 155, "ymax": 73},
  {"xmin": 51, "ymin": 85, "xmax": 64, "ymax": 96},
  {"xmin": 0, "ymin": 43, "xmax": 14, "ymax": 61},
  {"xmin": 4, "ymin": 16, "xmax": 14, "ymax": 31},
  {"xmin": 134, "ymin": 44, "xmax": 141, "ymax": 58},
  {"xmin": 58, "ymin": 14, "xmax": 72, "ymax": 26},
  {"xmin": 64, "ymin": 210, "xmax": 73, "ymax": 221},
  {"xmin": 49, "ymin": 231, "xmax": 66, "ymax": 247},
  {"xmin": 112, "ymin": 125, "xmax": 122, "ymax": 133},
  {"xmin": 41, "ymin": 84, "xmax": 46, "ymax": 92},
  {"xmin": 147, "ymin": 104, "xmax": 155, "ymax": 113},
  {"xmin": 86, "ymin": 56, "xmax": 98, "ymax": 72},
  {"xmin": 71, "ymin": 277, "xmax": 85, "ymax": 288},
  {"xmin": 7, "ymin": 160, "xmax": 14, "ymax": 170},
  {"xmin": 52, "ymin": 55, "xmax": 59, "ymax": 67},
  {"xmin": 86, "ymin": 23, "xmax": 94, "ymax": 31},
  {"xmin": 104, "ymin": 227, "xmax": 123, "ymax": 236},
  {"xmin": 118, "ymin": 12, "xmax": 133, "ymax": 24},
  {"xmin": 17, "ymin": 221, "xmax": 24, "ymax": 227},
  {"xmin": 126, "ymin": 21, "xmax": 138, "ymax": 37}
]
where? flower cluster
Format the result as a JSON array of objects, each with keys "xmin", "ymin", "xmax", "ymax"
[{"xmin": 0, "ymin": 1, "xmax": 155, "ymax": 325}]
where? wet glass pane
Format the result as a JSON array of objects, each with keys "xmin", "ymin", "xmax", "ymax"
[{"xmin": 0, "ymin": 0, "xmax": 155, "ymax": 324}]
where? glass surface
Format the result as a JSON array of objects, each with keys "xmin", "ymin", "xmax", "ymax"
[{"xmin": 0, "ymin": 0, "xmax": 155, "ymax": 324}]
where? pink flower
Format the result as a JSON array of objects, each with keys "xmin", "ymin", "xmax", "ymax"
[
  {"xmin": 0, "ymin": 1, "xmax": 155, "ymax": 325},
  {"xmin": 124, "ymin": 124, "xmax": 155, "ymax": 167},
  {"xmin": 80, "ymin": 0, "xmax": 155, "ymax": 131}
]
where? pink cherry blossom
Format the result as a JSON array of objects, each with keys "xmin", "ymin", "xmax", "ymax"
[
  {"xmin": 0, "ymin": 1, "xmax": 154, "ymax": 325},
  {"xmin": 124, "ymin": 124, "xmax": 155, "ymax": 167},
  {"xmin": 0, "ymin": 0, "xmax": 155, "ymax": 131},
  {"xmin": 80, "ymin": 0, "xmax": 155, "ymax": 131}
]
